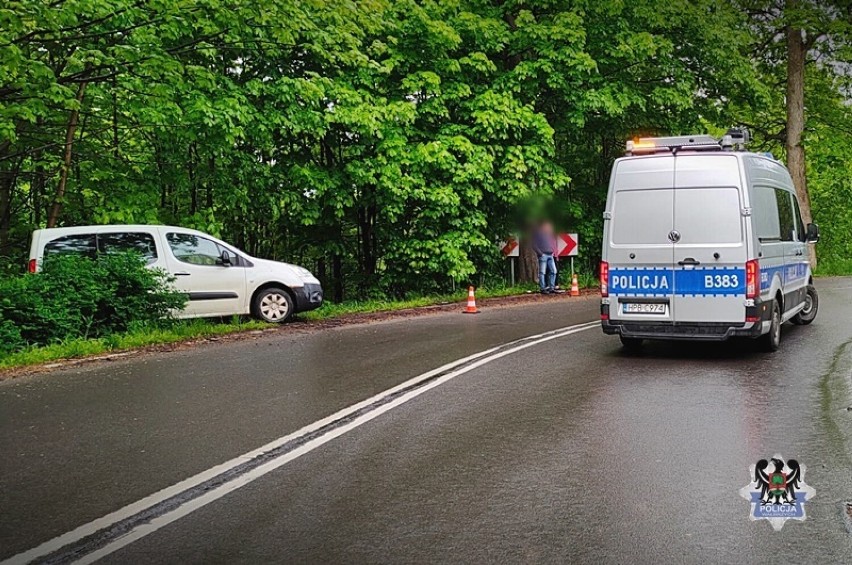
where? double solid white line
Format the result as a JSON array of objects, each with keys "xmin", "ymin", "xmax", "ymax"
[{"xmin": 4, "ymin": 320, "xmax": 598, "ymax": 565}]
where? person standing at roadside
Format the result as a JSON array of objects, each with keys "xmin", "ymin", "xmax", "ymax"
[{"xmin": 532, "ymin": 221, "xmax": 558, "ymax": 294}]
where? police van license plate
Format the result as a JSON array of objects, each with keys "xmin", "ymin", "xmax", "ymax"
[{"xmin": 623, "ymin": 303, "xmax": 666, "ymax": 314}]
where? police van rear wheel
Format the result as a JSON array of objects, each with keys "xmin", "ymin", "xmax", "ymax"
[
  {"xmin": 791, "ymin": 285, "xmax": 818, "ymax": 325},
  {"xmin": 620, "ymin": 335, "xmax": 643, "ymax": 351},
  {"xmin": 759, "ymin": 301, "xmax": 781, "ymax": 352}
]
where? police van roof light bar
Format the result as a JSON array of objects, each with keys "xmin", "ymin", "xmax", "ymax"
[{"xmin": 625, "ymin": 128, "xmax": 750, "ymax": 156}]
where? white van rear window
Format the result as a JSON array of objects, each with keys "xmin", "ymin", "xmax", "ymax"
[
  {"xmin": 674, "ymin": 187, "xmax": 742, "ymax": 244},
  {"xmin": 611, "ymin": 189, "xmax": 673, "ymax": 244}
]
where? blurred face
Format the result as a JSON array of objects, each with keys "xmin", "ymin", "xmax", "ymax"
[{"xmin": 542, "ymin": 222, "xmax": 554, "ymax": 234}]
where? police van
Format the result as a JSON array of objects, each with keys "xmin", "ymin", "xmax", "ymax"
[{"xmin": 600, "ymin": 131, "xmax": 819, "ymax": 351}]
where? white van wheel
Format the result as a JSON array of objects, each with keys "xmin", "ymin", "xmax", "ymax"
[
  {"xmin": 253, "ymin": 288, "xmax": 294, "ymax": 323},
  {"xmin": 791, "ymin": 285, "xmax": 818, "ymax": 325},
  {"xmin": 758, "ymin": 300, "xmax": 781, "ymax": 352}
]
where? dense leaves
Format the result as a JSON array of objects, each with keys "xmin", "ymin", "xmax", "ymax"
[
  {"xmin": 0, "ymin": 254, "xmax": 185, "ymax": 352},
  {"xmin": 1, "ymin": 0, "xmax": 850, "ymax": 296}
]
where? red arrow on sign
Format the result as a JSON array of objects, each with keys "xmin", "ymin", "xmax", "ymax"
[
  {"xmin": 501, "ymin": 237, "xmax": 519, "ymax": 257},
  {"xmin": 556, "ymin": 233, "xmax": 578, "ymax": 257}
]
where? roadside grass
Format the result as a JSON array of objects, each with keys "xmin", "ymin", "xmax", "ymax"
[
  {"xmin": 301, "ymin": 283, "xmax": 541, "ymax": 321},
  {"xmin": 0, "ymin": 282, "xmax": 564, "ymax": 371},
  {"xmin": 0, "ymin": 318, "xmax": 272, "ymax": 371},
  {"xmin": 815, "ymin": 259, "xmax": 852, "ymax": 277}
]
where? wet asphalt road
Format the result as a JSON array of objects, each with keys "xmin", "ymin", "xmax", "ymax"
[{"xmin": 2, "ymin": 279, "xmax": 852, "ymax": 564}]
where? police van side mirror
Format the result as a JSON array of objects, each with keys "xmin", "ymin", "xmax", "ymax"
[
  {"xmin": 806, "ymin": 223, "xmax": 820, "ymax": 243},
  {"xmin": 217, "ymin": 249, "xmax": 232, "ymax": 266}
]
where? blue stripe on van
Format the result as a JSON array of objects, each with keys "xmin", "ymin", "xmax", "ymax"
[
  {"xmin": 760, "ymin": 262, "xmax": 808, "ymax": 291},
  {"xmin": 609, "ymin": 267, "xmax": 745, "ymax": 296},
  {"xmin": 609, "ymin": 268, "xmax": 673, "ymax": 296}
]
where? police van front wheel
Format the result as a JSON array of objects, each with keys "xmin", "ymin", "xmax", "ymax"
[
  {"xmin": 758, "ymin": 301, "xmax": 781, "ymax": 352},
  {"xmin": 791, "ymin": 285, "xmax": 818, "ymax": 325}
]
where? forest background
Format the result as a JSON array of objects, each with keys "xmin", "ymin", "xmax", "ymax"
[{"xmin": 2, "ymin": 0, "xmax": 850, "ymax": 302}]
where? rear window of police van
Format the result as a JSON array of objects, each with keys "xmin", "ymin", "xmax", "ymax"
[
  {"xmin": 674, "ymin": 187, "xmax": 743, "ymax": 244},
  {"xmin": 611, "ymin": 188, "xmax": 673, "ymax": 245}
]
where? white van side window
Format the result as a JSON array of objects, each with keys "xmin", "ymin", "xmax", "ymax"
[
  {"xmin": 753, "ymin": 186, "xmax": 781, "ymax": 241},
  {"xmin": 44, "ymin": 234, "xmax": 97, "ymax": 259},
  {"xmin": 167, "ymin": 233, "xmax": 223, "ymax": 266},
  {"xmin": 98, "ymin": 232, "xmax": 158, "ymax": 263}
]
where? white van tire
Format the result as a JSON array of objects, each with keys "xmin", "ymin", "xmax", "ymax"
[
  {"xmin": 758, "ymin": 300, "xmax": 781, "ymax": 352},
  {"xmin": 252, "ymin": 287, "xmax": 294, "ymax": 323},
  {"xmin": 791, "ymin": 285, "xmax": 818, "ymax": 325}
]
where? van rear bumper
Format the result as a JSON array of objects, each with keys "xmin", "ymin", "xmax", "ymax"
[
  {"xmin": 600, "ymin": 303, "xmax": 765, "ymax": 340},
  {"xmin": 601, "ymin": 319, "xmax": 761, "ymax": 340}
]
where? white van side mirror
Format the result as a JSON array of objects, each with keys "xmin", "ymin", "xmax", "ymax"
[{"xmin": 217, "ymin": 249, "xmax": 232, "ymax": 266}]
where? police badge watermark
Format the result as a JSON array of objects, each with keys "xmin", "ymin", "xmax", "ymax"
[{"xmin": 739, "ymin": 455, "xmax": 815, "ymax": 531}]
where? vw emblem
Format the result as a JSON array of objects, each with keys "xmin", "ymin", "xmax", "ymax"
[{"xmin": 668, "ymin": 230, "xmax": 681, "ymax": 243}]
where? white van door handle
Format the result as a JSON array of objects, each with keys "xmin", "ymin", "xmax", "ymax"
[
  {"xmin": 678, "ymin": 258, "xmax": 701, "ymax": 266},
  {"xmin": 174, "ymin": 272, "xmax": 191, "ymax": 276}
]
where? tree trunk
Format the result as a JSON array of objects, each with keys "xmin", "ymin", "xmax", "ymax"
[
  {"xmin": 0, "ymin": 136, "xmax": 17, "ymax": 250},
  {"xmin": 206, "ymin": 156, "xmax": 215, "ymax": 209},
  {"xmin": 517, "ymin": 238, "xmax": 539, "ymax": 284},
  {"xmin": 332, "ymin": 253, "xmax": 343, "ymax": 303},
  {"xmin": 0, "ymin": 166, "xmax": 16, "ymax": 249},
  {"xmin": 358, "ymin": 203, "xmax": 377, "ymax": 287},
  {"xmin": 112, "ymin": 72, "xmax": 120, "ymax": 159},
  {"xmin": 785, "ymin": 0, "xmax": 816, "ymax": 268},
  {"xmin": 188, "ymin": 144, "xmax": 197, "ymax": 215},
  {"xmin": 47, "ymin": 81, "xmax": 87, "ymax": 228}
]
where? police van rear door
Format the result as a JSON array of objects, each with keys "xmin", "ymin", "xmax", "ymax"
[
  {"xmin": 671, "ymin": 155, "xmax": 748, "ymax": 323},
  {"xmin": 607, "ymin": 157, "xmax": 676, "ymax": 322}
]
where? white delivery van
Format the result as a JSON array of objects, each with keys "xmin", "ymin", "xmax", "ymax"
[
  {"xmin": 28, "ymin": 225, "xmax": 323, "ymax": 323},
  {"xmin": 600, "ymin": 131, "xmax": 819, "ymax": 351}
]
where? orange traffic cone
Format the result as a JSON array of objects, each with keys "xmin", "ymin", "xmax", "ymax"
[
  {"xmin": 570, "ymin": 273, "xmax": 580, "ymax": 297},
  {"xmin": 463, "ymin": 286, "xmax": 479, "ymax": 314}
]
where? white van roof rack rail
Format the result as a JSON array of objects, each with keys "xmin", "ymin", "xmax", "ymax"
[{"xmin": 625, "ymin": 128, "xmax": 750, "ymax": 156}]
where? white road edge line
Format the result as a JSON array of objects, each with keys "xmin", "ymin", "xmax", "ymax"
[{"xmin": 4, "ymin": 320, "xmax": 599, "ymax": 565}]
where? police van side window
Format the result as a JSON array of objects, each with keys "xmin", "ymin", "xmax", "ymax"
[
  {"xmin": 43, "ymin": 234, "xmax": 97, "ymax": 259},
  {"xmin": 753, "ymin": 186, "xmax": 780, "ymax": 241},
  {"xmin": 791, "ymin": 197, "xmax": 806, "ymax": 242},
  {"xmin": 774, "ymin": 189, "xmax": 795, "ymax": 242}
]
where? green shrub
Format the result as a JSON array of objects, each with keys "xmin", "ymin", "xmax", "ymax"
[
  {"xmin": 0, "ymin": 254, "xmax": 185, "ymax": 352},
  {"xmin": 0, "ymin": 318, "xmax": 24, "ymax": 354}
]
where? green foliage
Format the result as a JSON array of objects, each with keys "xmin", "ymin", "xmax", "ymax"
[
  {"xmin": 0, "ymin": 318, "xmax": 24, "ymax": 354},
  {"xmin": 1, "ymin": 0, "xmax": 850, "ymax": 304},
  {"xmin": 0, "ymin": 254, "xmax": 185, "ymax": 352}
]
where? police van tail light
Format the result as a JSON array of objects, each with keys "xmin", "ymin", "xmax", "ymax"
[
  {"xmin": 745, "ymin": 259, "xmax": 759, "ymax": 299},
  {"xmin": 28, "ymin": 259, "xmax": 37, "ymax": 274},
  {"xmin": 600, "ymin": 261, "xmax": 609, "ymax": 297}
]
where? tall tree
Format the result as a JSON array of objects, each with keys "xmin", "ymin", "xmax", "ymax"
[{"xmin": 737, "ymin": 0, "xmax": 851, "ymax": 267}]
